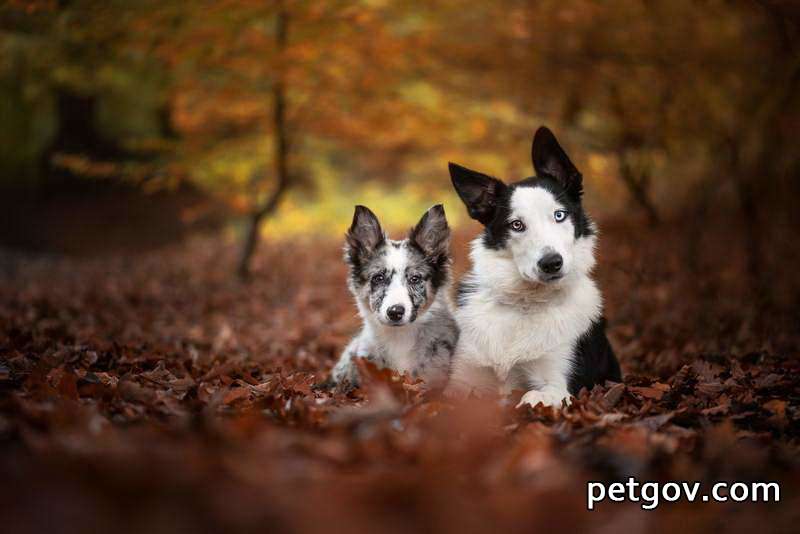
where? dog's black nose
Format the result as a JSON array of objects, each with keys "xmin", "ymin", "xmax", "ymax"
[
  {"xmin": 538, "ymin": 253, "xmax": 563, "ymax": 275},
  {"xmin": 386, "ymin": 305, "xmax": 405, "ymax": 322}
]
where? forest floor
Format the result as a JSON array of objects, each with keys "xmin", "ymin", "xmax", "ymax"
[{"xmin": 1, "ymin": 217, "xmax": 799, "ymax": 534}]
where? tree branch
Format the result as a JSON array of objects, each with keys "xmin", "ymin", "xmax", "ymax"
[{"xmin": 236, "ymin": 1, "xmax": 291, "ymax": 280}]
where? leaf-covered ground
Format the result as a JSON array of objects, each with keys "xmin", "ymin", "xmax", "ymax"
[{"xmin": 1, "ymin": 218, "xmax": 799, "ymax": 534}]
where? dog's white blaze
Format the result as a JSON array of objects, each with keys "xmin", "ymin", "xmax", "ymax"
[
  {"xmin": 508, "ymin": 187, "xmax": 576, "ymax": 283},
  {"xmin": 380, "ymin": 243, "xmax": 412, "ymax": 323}
]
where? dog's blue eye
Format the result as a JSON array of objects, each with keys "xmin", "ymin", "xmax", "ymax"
[
  {"xmin": 509, "ymin": 220, "xmax": 526, "ymax": 232},
  {"xmin": 409, "ymin": 275, "xmax": 422, "ymax": 284},
  {"xmin": 554, "ymin": 210, "xmax": 568, "ymax": 223}
]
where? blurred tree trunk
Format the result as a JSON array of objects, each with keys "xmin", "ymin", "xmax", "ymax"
[
  {"xmin": 730, "ymin": 26, "xmax": 800, "ymax": 300},
  {"xmin": 609, "ymin": 86, "xmax": 660, "ymax": 227},
  {"xmin": 237, "ymin": 2, "xmax": 291, "ymax": 280},
  {"xmin": 723, "ymin": 136, "xmax": 772, "ymax": 308},
  {"xmin": 40, "ymin": 88, "xmax": 124, "ymax": 195},
  {"xmin": 616, "ymin": 152, "xmax": 660, "ymax": 227},
  {"xmin": 158, "ymin": 99, "xmax": 178, "ymax": 140}
]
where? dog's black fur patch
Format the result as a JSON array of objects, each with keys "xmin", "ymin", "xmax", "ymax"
[{"xmin": 568, "ymin": 318, "xmax": 621, "ymax": 394}]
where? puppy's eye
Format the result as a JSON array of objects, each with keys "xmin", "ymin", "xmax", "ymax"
[
  {"xmin": 409, "ymin": 274, "xmax": 423, "ymax": 284},
  {"xmin": 509, "ymin": 219, "xmax": 526, "ymax": 232},
  {"xmin": 554, "ymin": 210, "xmax": 568, "ymax": 223},
  {"xmin": 371, "ymin": 273, "xmax": 385, "ymax": 284}
]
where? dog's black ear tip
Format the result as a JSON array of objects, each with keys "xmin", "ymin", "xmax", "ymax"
[
  {"xmin": 534, "ymin": 125, "xmax": 556, "ymax": 141},
  {"xmin": 350, "ymin": 205, "xmax": 365, "ymax": 226},
  {"xmin": 448, "ymin": 162, "xmax": 466, "ymax": 176},
  {"xmin": 532, "ymin": 126, "xmax": 557, "ymax": 155},
  {"xmin": 429, "ymin": 204, "xmax": 448, "ymax": 227},
  {"xmin": 353, "ymin": 205, "xmax": 379, "ymax": 220},
  {"xmin": 350, "ymin": 205, "xmax": 382, "ymax": 235},
  {"xmin": 416, "ymin": 205, "xmax": 446, "ymax": 228},
  {"xmin": 449, "ymin": 164, "xmax": 472, "ymax": 190}
]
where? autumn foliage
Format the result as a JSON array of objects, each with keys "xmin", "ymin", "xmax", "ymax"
[
  {"xmin": 2, "ymin": 217, "xmax": 799, "ymax": 533},
  {"xmin": 1, "ymin": 1, "xmax": 799, "ymax": 531}
]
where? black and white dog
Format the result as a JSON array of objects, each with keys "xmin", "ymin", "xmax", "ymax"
[
  {"xmin": 446, "ymin": 126, "xmax": 621, "ymax": 407},
  {"xmin": 329, "ymin": 205, "xmax": 459, "ymax": 391}
]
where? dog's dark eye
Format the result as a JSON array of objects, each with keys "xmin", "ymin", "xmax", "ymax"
[
  {"xmin": 554, "ymin": 210, "xmax": 568, "ymax": 223},
  {"xmin": 509, "ymin": 219, "xmax": 526, "ymax": 232},
  {"xmin": 371, "ymin": 273, "xmax": 385, "ymax": 284},
  {"xmin": 409, "ymin": 274, "xmax": 422, "ymax": 284}
]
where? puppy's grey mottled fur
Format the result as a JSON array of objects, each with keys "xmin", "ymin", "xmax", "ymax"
[{"xmin": 330, "ymin": 205, "xmax": 458, "ymax": 391}]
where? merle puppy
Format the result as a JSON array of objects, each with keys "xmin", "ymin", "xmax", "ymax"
[
  {"xmin": 446, "ymin": 126, "xmax": 621, "ymax": 407},
  {"xmin": 328, "ymin": 204, "xmax": 458, "ymax": 391}
]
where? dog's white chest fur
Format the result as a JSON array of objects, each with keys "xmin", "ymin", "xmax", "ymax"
[
  {"xmin": 456, "ymin": 276, "xmax": 601, "ymax": 380},
  {"xmin": 449, "ymin": 236, "xmax": 602, "ymax": 403},
  {"xmin": 358, "ymin": 317, "xmax": 421, "ymax": 373}
]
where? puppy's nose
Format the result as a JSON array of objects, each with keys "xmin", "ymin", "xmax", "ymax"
[
  {"xmin": 537, "ymin": 253, "xmax": 563, "ymax": 275},
  {"xmin": 386, "ymin": 304, "xmax": 405, "ymax": 322}
]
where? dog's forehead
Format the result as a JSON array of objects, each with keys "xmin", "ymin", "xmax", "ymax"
[
  {"xmin": 377, "ymin": 240, "xmax": 427, "ymax": 272},
  {"xmin": 362, "ymin": 240, "xmax": 409, "ymax": 273},
  {"xmin": 382, "ymin": 240, "xmax": 408, "ymax": 269},
  {"xmin": 509, "ymin": 185, "xmax": 562, "ymax": 219}
]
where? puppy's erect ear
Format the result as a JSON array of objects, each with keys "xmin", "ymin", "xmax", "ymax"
[
  {"xmin": 409, "ymin": 204, "xmax": 450, "ymax": 259},
  {"xmin": 345, "ymin": 205, "xmax": 384, "ymax": 264},
  {"xmin": 532, "ymin": 126, "xmax": 583, "ymax": 199},
  {"xmin": 449, "ymin": 163, "xmax": 506, "ymax": 226}
]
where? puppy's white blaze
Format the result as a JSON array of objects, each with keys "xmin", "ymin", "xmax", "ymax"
[
  {"xmin": 508, "ymin": 187, "xmax": 576, "ymax": 282},
  {"xmin": 380, "ymin": 242, "xmax": 412, "ymax": 322}
]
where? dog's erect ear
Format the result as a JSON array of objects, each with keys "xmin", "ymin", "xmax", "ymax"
[
  {"xmin": 532, "ymin": 126, "xmax": 583, "ymax": 199},
  {"xmin": 346, "ymin": 205, "xmax": 384, "ymax": 262},
  {"xmin": 449, "ymin": 163, "xmax": 506, "ymax": 226},
  {"xmin": 409, "ymin": 204, "xmax": 450, "ymax": 259}
]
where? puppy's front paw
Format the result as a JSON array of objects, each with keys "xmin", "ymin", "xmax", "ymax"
[
  {"xmin": 312, "ymin": 377, "xmax": 336, "ymax": 391},
  {"xmin": 326, "ymin": 361, "xmax": 361, "ymax": 394},
  {"xmin": 516, "ymin": 389, "xmax": 570, "ymax": 409}
]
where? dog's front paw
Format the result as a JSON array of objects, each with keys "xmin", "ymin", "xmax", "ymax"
[
  {"xmin": 516, "ymin": 389, "xmax": 570, "ymax": 409},
  {"xmin": 322, "ymin": 360, "xmax": 360, "ymax": 394},
  {"xmin": 312, "ymin": 377, "xmax": 336, "ymax": 391}
]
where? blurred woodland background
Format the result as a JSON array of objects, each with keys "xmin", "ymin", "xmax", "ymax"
[
  {"xmin": 1, "ymin": 0, "xmax": 799, "ymax": 275},
  {"xmin": 2, "ymin": 2, "xmax": 800, "ymax": 533}
]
